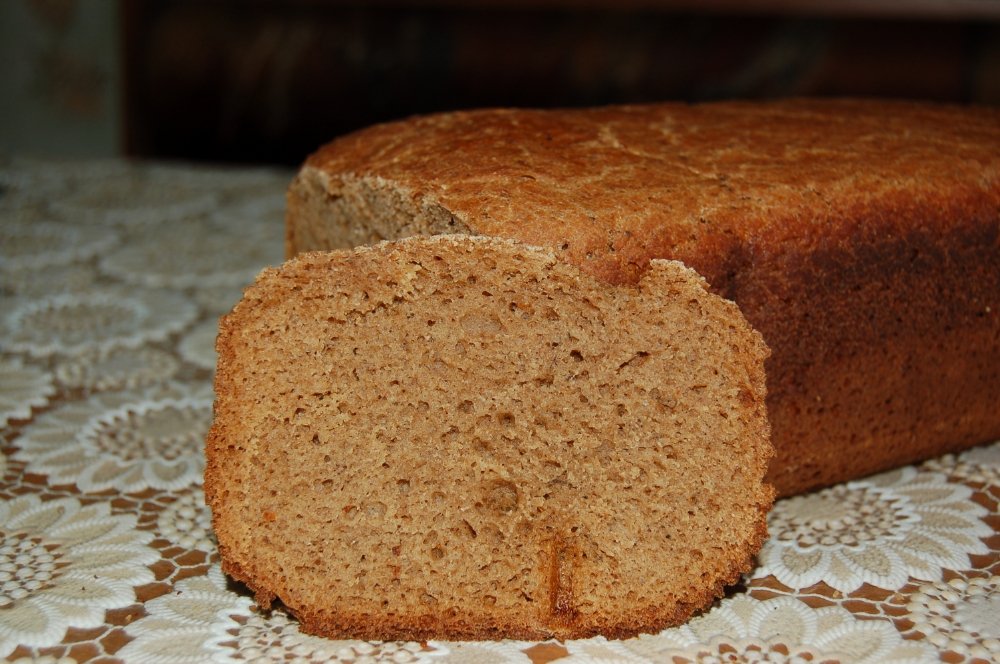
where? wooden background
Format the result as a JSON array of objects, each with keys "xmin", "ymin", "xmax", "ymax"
[{"xmin": 116, "ymin": 1, "xmax": 1000, "ymax": 164}]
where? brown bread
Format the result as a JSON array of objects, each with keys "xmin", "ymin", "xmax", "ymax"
[
  {"xmin": 286, "ymin": 99, "xmax": 1000, "ymax": 497},
  {"xmin": 206, "ymin": 235, "xmax": 773, "ymax": 640}
]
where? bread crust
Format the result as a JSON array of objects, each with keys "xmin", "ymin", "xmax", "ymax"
[
  {"xmin": 206, "ymin": 235, "xmax": 773, "ymax": 641},
  {"xmin": 287, "ymin": 99, "xmax": 1000, "ymax": 496}
]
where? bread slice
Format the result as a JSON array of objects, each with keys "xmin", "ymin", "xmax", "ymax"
[
  {"xmin": 205, "ymin": 235, "xmax": 773, "ymax": 641},
  {"xmin": 285, "ymin": 99, "xmax": 1000, "ymax": 498}
]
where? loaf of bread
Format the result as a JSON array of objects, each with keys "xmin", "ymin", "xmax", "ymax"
[
  {"xmin": 286, "ymin": 99, "xmax": 1000, "ymax": 497},
  {"xmin": 205, "ymin": 235, "xmax": 773, "ymax": 640}
]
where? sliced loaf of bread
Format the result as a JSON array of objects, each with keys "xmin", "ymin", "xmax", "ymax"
[
  {"xmin": 286, "ymin": 100, "xmax": 1000, "ymax": 497},
  {"xmin": 205, "ymin": 235, "xmax": 773, "ymax": 640}
]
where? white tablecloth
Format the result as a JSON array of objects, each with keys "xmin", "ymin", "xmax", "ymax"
[{"xmin": 1, "ymin": 156, "xmax": 998, "ymax": 663}]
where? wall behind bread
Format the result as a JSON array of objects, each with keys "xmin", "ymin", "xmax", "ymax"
[
  {"xmin": 0, "ymin": 0, "xmax": 122, "ymax": 157},
  {"xmin": 4, "ymin": 1, "xmax": 1000, "ymax": 164}
]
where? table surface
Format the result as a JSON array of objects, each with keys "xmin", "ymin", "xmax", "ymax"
[{"xmin": 1, "ymin": 155, "xmax": 998, "ymax": 663}]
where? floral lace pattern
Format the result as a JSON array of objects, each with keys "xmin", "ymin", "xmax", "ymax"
[
  {"xmin": 756, "ymin": 467, "xmax": 992, "ymax": 593},
  {"xmin": 100, "ymin": 214, "xmax": 283, "ymax": 290},
  {"xmin": 178, "ymin": 318, "xmax": 222, "ymax": 371},
  {"xmin": 13, "ymin": 383, "xmax": 213, "ymax": 493},
  {"xmin": 156, "ymin": 487, "xmax": 216, "ymax": 552},
  {"xmin": 901, "ymin": 575, "xmax": 1000, "ymax": 660},
  {"xmin": 54, "ymin": 346, "xmax": 181, "ymax": 391},
  {"xmin": 0, "ymin": 357, "xmax": 54, "ymax": 426},
  {"xmin": 1, "ymin": 157, "xmax": 997, "ymax": 662},
  {"xmin": 924, "ymin": 440, "xmax": 1000, "ymax": 486},
  {"xmin": 0, "ymin": 494, "xmax": 158, "ymax": 658},
  {"xmin": 3, "ymin": 261, "xmax": 101, "ymax": 298},
  {"xmin": 116, "ymin": 565, "xmax": 253, "ymax": 663},
  {"xmin": 0, "ymin": 215, "xmax": 118, "ymax": 271},
  {"xmin": 621, "ymin": 595, "xmax": 935, "ymax": 663},
  {"xmin": 3, "ymin": 287, "xmax": 197, "ymax": 357},
  {"xmin": 120, "ymin": 565, "xmax": 448, "ymax": 663},
  {"xmin": 51, "ymin": 172, "xmax": 219, "ymax": 226}
]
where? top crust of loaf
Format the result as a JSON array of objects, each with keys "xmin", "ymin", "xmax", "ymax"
[
  {"xmin": 290, "ymin": 98, "xmax": 1000, "ymax": 286},
  {"xmin": 206, "ymin": 235, "xmax": 773, "ymax": 641}
]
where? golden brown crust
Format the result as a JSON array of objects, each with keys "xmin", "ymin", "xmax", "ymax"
[
  {"xmin": 206, "ymin": 235, "xmax": 773, "ymax": 641},
  {"xmin": 287, "ymin": 99, "xmax": 1000, "ymax": 496}
]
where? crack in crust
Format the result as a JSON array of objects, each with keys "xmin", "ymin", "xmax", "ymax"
[{"xmin": 547, "ymin": 535, "xmax": 579, "ymax": 625}]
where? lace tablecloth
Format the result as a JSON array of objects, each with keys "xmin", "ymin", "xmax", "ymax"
[{"xmin": 1, "ymin": 156, "xmax": 998, "ymax": 663}]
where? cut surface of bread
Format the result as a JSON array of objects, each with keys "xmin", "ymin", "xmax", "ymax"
[
  {"xmin": 286, "ymin": 99, "xmax": 1000, "ymax": 497},
  {"xmin": 206, "ymin": 235, "xmax": 773, "ymax": 641}
]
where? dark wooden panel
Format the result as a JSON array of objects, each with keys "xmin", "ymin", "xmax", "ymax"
[{"xmin": 122, "ymin": 1, "xmax": 1000, "ymax": 165}]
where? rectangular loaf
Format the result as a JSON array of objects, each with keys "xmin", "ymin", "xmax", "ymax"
[{"xmin": 285, "ymin": 99, "xmax": 1000, "ymax": 497}]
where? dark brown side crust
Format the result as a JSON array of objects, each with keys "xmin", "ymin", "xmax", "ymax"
[{"xmin": 691, "ymin": 197, "xmax": 1000, "ymax": 495}]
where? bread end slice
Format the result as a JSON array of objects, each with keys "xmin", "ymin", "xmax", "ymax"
[{"xmin": 206, "ymin": 235, "xmax": 773, "ymax": 640}]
